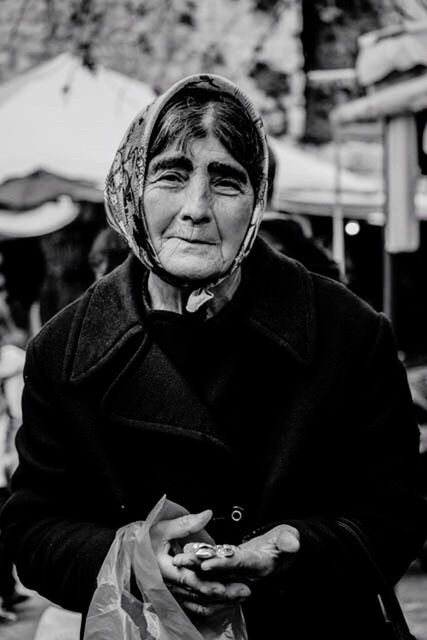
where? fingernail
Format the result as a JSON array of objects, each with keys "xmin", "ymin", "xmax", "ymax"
[{"xmin": 198, "ymin": 509, "xmax": 212, "ymax": 518}]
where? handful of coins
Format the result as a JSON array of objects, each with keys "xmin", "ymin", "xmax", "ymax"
[{"xmin": 192, "ymin": 542, "xmax": 236, "ymax": 559}]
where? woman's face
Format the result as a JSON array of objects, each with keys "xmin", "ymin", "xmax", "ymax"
[{"xmin": 143, "ymin": 134, "xmax": 254, "ymax": 282}]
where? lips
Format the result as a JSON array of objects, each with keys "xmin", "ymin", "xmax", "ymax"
[{"xmin": 170, "ymin": 237, "xmax": 217, "ymax": 245}]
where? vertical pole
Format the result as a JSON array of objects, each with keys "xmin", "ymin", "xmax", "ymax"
[
  {"xmin": 383, "ymin": 233, "xmax": 393, "ymax": 321},
  {"xmin": 383, "ymin": 118, "xmax": 393, "ymax": 323},
  {"xmin": 332, "ymin": 128, "xmax": 346, "ymax": 280}
]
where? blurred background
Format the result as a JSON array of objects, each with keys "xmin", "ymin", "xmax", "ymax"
[
  {"xmin": 0, "ymin": 1, "xmax": 426, "ymax": 638},
  {"xmin": 1, "ymin": 0, "xmax": 427, "ymax": 357}
]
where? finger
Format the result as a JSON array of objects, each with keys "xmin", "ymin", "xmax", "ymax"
[
  {"xmin": 172, "ymin": 551, "xmax": 202, "ymax": 570},
  {"xmin": 176, "ymin": 585, "xmax": 251, "ymax": 618},
  {"xmin": 276, "ymin": 528, "xmax": 300, "ymax": 554},
  {"xmin": 200, "ymin": 558, "xmax": 238, "ymax": 574},
  {"xmin": 168, "ymin": 585, "xmax": 216, "ymax": 603},
  {"xmin": 160, "ymin": 557, "xmax": 227, "ymax": 597},
  {"xmin": 181, "ymin": 571, "xmax": 251, "ymax": 599},
  {"xmin": 159, "ymin": 510, "xmax": 213, "ymax": 542},
  {"xmin": 160, "ymin": 550, "xmax": 251, "ymax": 599},
  {"xmin": 180, "ymin": 601, "xmax": 237, "ymax": 618},
  {"xmin": 199, "ymin": 551, "xmax": 243, "ymax": 574},
  {"xmin": 168, "ymin": 584, "xmax": 243, "ymax": 604}
]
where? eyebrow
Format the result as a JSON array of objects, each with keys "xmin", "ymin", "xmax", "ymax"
[
  {"xmin": 148, "ymin": 155, "xmax": 193, "ymax": 174},
  {"xmin": 208, "ymin": 161, "xmax": 248, "ymax": 185},
  {"xmin": 148, "ymin": 155, "xmax": 248, "ymax": 185}
]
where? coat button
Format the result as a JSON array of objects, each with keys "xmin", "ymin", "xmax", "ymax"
[{"xmin": 231, "ymin": 505, "xmax": 245, "ymax": 522}]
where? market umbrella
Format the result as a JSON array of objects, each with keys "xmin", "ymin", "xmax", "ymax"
[
  {"xmin": 0, "ymin": 197, "xmax": 78, "ymax": 238},
  {"xmin": 0, "ymin": 170, "xmax": 102, "ymax": 210}
]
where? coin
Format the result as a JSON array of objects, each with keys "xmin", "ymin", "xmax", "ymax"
[
  {"xmin": 195, "ymin": 546, "xmax": 217, "ymax": 559},
  {"xmin": 192, "ymin": 542, "xmax": 214, "ymax": 551},
  {"xmin": 215, "ymin": 544, "xmax": 235, "ymax": 558}
]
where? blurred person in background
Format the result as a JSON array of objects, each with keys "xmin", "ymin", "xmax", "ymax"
[
  {"xmin": 1, "ymin": 74, "xmax": 426, "ymax": 640},
  {"xmin": 259, "ymin": 144, "xmax": 342, "ymax": 281},
  {"xmin": 89, "ymin": 226, "xmax": 130, "ymax": 281},
  {"xmin": 0, "ymin": 271, "xmax": 28, "ymax": 622}
]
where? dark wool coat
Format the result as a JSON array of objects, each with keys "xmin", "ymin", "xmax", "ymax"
[{"xmin": 1, "ymin": 239, "xmax": 426, "ymax": 640}]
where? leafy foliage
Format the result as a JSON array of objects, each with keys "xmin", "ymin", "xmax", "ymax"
[
  {"xmin": 0, "ymin": 0, "xmax": 405, "ymax": 142},
  {"xmin": 0, "ymin": 0, "xmax": 302, "ymax": 136}
]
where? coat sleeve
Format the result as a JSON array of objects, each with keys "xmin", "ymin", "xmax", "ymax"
[
  {"xmin": 245, "ymin": 313, "xmax": 427, "ymax": 593},
  {"xmin": 0, "ymin": 339, "xmax": 116, "ymax": 612}
]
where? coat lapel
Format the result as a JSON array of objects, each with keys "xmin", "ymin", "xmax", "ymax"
[
  {"xmin": 65, "ymin": 237, "xmax": 317, "ymax": 397},
  {"xmin": 101, "ymin": 336, "xmax": 233, "ymax": 452},
  {"xmin": 242, "ymin": 240, "xmax": 316, "ymax": 367},
  {"xmin": 65, "ymin": 254, "xmax": 145, "ymax": 384}
]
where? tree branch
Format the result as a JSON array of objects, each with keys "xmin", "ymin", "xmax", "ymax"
[{"xmin": 6, "ymin": 0, "xmax": 31, "ymax": 56}]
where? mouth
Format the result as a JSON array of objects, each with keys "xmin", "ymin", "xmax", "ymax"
[{"xmin": 170, "ymin": 237, "xmax": 217, "ymax": 246}]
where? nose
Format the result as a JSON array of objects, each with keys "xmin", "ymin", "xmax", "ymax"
[{"xmin": 179, "ymin": 173, "xmax": 212, "ymax": 224}]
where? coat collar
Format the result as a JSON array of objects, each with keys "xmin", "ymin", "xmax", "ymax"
[
  {"xmin": 66, "ymin": 238, "xmax": 317, "ymax": 384},
  {"xmin": 242, "ymin": 239, "xmax": 316, "ymax": 367}
]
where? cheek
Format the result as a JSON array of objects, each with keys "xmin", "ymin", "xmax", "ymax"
[
  {"xmin": 143, "ymin": 190, "xmax": 175, "ymax": 240},
  {"xmin": 217, "ymin": 199, "xmax": 253, "ymax": 254}
]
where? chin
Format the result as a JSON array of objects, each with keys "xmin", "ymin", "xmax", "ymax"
[{"xmin": 162, "ymin": 258, "xmax": 223, "ymax": 283}]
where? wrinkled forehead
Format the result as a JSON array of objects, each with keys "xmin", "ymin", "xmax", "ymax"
[
  {"xmin": 148, "ymin": 133, "xmax": 246, "ymax": 166},
  {"xmin": 148, "ymin": 130, "xmax": 209, "ymax": 160},
  {"xmin": 146, "ymin": 135, "xmax": 253, "ymax": 191},
  {"xmin": 146, "ymin": 95, "xmax": 264, "ymax": 193}
]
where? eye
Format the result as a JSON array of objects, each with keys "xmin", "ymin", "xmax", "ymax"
[
  {"xmin": 152, "ymin": 170, "xmax": 187, "ymax": 187},
  {"xmin": 159, "ymin": 171, "xmax": 185, "ymax": 183},
  {"xmin": 212, "ymin": 177, "xmax": 243, "ymax": 193}
]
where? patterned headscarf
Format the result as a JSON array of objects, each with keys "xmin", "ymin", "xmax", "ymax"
[{"xmin": 104, "ymin": 74, "xmax": 269, "ymax": 301}]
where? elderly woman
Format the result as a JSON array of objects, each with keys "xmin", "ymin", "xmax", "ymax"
[{"xmin": 1, "ymin": 74, "xmax": 426, "ymax": 639}]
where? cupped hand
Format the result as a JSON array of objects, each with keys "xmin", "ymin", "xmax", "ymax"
[
  {"xmin": 173, "ymin": 524, "xmax": 300, "ymax": 583},
  {"xmin": 149, "ymin": 510, "xmax": 251, "ymax": 617}
]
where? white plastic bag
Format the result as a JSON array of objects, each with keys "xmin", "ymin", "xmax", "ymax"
[
  {"xmin": 84, "ymin": 496, "xmax": 247, "ymax": 640},
  {"xmin": 34, "ymin": 606, "xmax": 81, "ymax": 640}
]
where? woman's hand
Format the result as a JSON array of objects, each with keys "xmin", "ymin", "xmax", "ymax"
[
  {"xmin": 173, "ymin": 524, "xmax": 300, "ymax": 583},
  {"xmin": 148, "ymin": 510, "xmax": 251, "ymax": 617}
]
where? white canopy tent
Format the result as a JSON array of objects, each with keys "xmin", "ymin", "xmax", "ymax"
[
  {"xmin": 0, "ymin": 52, "xmax": 155, "ymax": 186},
  {"xmin": 270, "ymin": 135, "xmax": 427, "ymax": 222},
  {"xmin": 270, "ymin": 136, "xmax": 382, "ymax": 220},
  {"xmin": 0, "ymin": 53, "xmax": 155, "ymax": 237}
]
